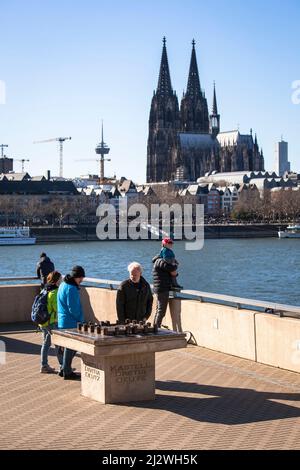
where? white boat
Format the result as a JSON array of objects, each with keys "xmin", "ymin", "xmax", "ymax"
[
  {"xmin": 0, "ymin": 227, "xmax": 36, "ymax": 245},
  {"xmin": 278, "ymin": 225, "xmax": 300, "ymax": 239}
]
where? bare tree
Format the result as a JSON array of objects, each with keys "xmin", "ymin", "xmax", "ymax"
[
  {"xmin": 48, "ymin": 198, "xmax": 73, "ymax": 227},
  {"xmin": 0, "ymin": 195, "xmax": 20, "ymax": 225},
  {"xmin": 271, "ymin": 189, "xmax": 300, "ymax": 222},
  {"xmin": 71, "ymin": 195, "xmax": 97, "ymax": 224},
  {"xmin": 20, "ymin": 198, "xmax": 43, "ymax": 225}
]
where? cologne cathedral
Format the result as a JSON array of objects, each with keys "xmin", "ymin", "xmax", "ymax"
[{"xmin": 146, "ymin": 38, "xmax": 264, "ymax": 183}]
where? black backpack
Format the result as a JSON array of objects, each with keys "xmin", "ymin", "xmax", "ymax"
[{"xmin": 31, "ymin": 289, "xmax": 50, "ymax": 325}]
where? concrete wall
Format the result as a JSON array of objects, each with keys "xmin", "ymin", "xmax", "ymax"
[
  {"xmin": 81, "ymin": 288, "xmax": 118, "ymax": 322},
  {"xmin": 2, "ymin": 284, "xmax": 300, "ymax": 374},
  {"xmin": 255, "ymin": 313, "xmax": 300, "ymax": 373},
  {"xmin": 0, "ymin": 285, "xmax": 120, "ymax": 324},
  {"xmin": 0, "ymin": 284, "xmax": 39, "ymax": 323},
  {"xmin": 163, "ymin": 298, "xmax": 256, "ymax": 361},
  {"xmin": 75, "ymin": 288, "xmax": 300, "ymax": 373}
]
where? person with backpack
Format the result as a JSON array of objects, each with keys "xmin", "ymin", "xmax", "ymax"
[
  {"xmin": 57, "ymin": 266, "xmax": 85, "ymax": 380},
  {"xmin": 36, "ymin": 253, "xmax": 55, "ymax": 288},
  {"xmin": 39, "ymin": 271, "xmax": 62, "ymax": 373}
]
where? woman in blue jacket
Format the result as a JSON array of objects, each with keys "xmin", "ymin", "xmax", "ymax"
[{"xmin": 57, "ymin": 265, "xmax": 85, "ymax": 380}]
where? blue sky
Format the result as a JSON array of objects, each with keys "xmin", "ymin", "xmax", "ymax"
[{"xmin": 0, "ymin": 0, "xmax": 299, "ymax": 182}]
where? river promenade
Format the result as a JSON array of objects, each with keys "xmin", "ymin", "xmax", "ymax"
[
  {"xmin": 1, "ymin": 323, "xmax": 300, "ymax": 450},
  {"xmin": 1, "ymin": 278, "xmax": 300, "ymax": 449}
]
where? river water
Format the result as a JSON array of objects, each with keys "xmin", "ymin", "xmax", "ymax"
[{"xmin": 1, "ymin": 238, "xmax": 300, "ymax": 306}]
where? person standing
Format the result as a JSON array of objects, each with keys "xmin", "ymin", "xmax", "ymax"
[
  {"xmin": 36, "ymin": 253, "xmax": 55, "ymax": 288},
  {"xmin": 116, "ymin": 262, "xmax": 153, "ymax": 323},
  {"xmin": 57, "ymin": 265, "xmax": 85, "ymax": 380},
  {"xmin": 159, "ymin": 238, "xmax": 183, "ymax": 290},
  {"xmin": 39, "ymin": 271, "xmax": 62, "ymax": 373},
  {"xmin": 152, "ymin": 254, "xmax": 177, "ymax": 328}
]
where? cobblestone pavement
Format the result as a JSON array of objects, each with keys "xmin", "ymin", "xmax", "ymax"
[{"xmin": 1, "ymin": 326, "xmax": 300, "ymax": 450}]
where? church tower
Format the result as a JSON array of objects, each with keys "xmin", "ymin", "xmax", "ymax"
[
  {"xmin": 210, "ymin": 82, "xmax": 220, "ymax": 137},
  {"xmin": 180, "ymin": 40, "xmax": 209, "ymax": 133},
  {"xmin": 146, "ymin": 38, "xmax": 180, "ymax": 182}
]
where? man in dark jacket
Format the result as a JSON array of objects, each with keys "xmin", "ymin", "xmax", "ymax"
[
  {"xmin": 116, "ymin": 262, "xmax": 153, "ymax": 323},
  {"xmin": 36, "ymin": 253, "xmax": 55, "ymax": 288},
  {"xmin": 152, "ymin": 254, "xmax": 177, "ymax": 327}
]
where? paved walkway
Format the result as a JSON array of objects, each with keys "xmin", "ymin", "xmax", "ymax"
[{"xmin": 1, "ymin": 324, "xmax": 300, "ymax": 450}]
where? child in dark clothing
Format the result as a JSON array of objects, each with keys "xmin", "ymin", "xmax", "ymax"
[{"xmin": 160, "ymin": 238, "xmax": 183, "ymax": 290}]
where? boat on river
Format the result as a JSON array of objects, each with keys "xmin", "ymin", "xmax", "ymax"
[
  {"xmin": 0, "ymin": 227, "xmax": 36, "ymax": 245},
  {"xmin": 278, "ymin": 225, "xmax": 300, "ymax": 239}
]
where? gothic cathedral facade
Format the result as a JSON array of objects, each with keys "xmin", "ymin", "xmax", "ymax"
[{"xmin": 147, "ymin": 39, "xmax": 264, "ymax": 183}]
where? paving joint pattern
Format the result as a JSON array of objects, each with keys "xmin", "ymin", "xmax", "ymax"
[{"xmin": 1, "ymin": 328, "xmax": 300, "ymax": 450}]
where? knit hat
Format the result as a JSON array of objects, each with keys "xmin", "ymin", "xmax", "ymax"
[
  {"xmin": 162, "ymin": 237, "xmax": 173, "ymax": 245},
  {"xmin": 70, "ymin": 265, "xmax": 85, "ymax": 278}
]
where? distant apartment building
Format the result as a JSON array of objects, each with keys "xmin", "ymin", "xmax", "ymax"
[
  {"xmin": 275, "ymin": 140, "xmax": 290, "ymax": 176},
  {"xmin": 218, "ymin": 186, "xmax": 239, "ymax": 213},
  {"xmin": 118, "ymin": 179, "xmax": 138, "ymax": 200},
  {"xmin": 0, "ymin": 157, "xmax": 13, "ymax": 173},
  {"xmin": 0, "ymin": 174, "xmax": 78, "ymax": 195},
  {"xmin": 206, "ymin": 185, "xmax": 221, "ymax": 215}
]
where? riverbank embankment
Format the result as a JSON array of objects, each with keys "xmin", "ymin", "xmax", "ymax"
[{"xmin": 29, "ymin": 223, "xmax": 285, "ymax": 243}]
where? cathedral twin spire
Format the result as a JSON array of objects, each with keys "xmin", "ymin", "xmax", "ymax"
[
  {"xmin": 186, "ymin": 39, "xmax": 202, "ymax": 99},
  {"xmin": 156, "ymin": 37, "xmax": 218, "ymax": 134},
  {"xmin": 156, "ymin": 37, "xmax": 173, "ymax": 97}
]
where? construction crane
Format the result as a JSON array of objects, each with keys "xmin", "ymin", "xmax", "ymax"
[
  {"xmin": 0, "ymin": 144, "xmax": 8, "ymax": 158},
  {"xmin": 33, "ymin": 136, "xmax": 71, "ymax": 178},
  {"xmin": 15, "ymin": 158, "xmax": 30, "ymax": 172}
]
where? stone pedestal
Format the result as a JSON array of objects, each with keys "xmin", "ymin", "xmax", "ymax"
[
  {"xmin": 81, "ymin": 352, "xmax": 155, "ymax": 403},
  {"xmin": 52, "ymin": 327, "xmax": 186, "ymax": 404}
]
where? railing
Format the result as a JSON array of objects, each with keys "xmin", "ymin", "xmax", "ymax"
[
  {"xmin": 0, "ymin": 276, "xmax": 38, "ymax": 282},
  {"xmin": 1, "ymin": 275, "xmax": 300, "ymax": 319}
]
